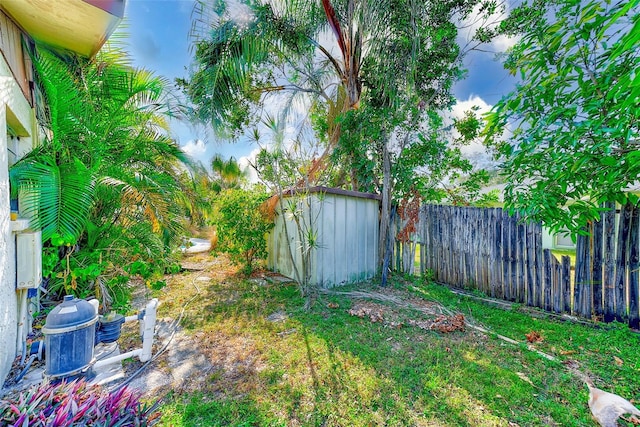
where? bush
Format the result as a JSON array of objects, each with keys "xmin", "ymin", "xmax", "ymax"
[
  {"xmin": 42, "ymin": 221, "xmax": 181, "ymax": 313},
  {"xmin": 213, "ymin": 188, "xmax": 274, "ymax": 275},
  {"xmin": 0, "ymin": 380, "xmax": 160, "ymax": 426}
]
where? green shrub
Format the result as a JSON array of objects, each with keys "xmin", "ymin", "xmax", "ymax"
[
  {"xmin": 43, "ymin": 221, "xmax": 181, "ymax": 313},
  {"xmin": 213, "ymin": 188, "xmax": 274, "ymax": 275},
  {"xmin": 0, "ymin": 380, "xmax": 160, "ymax": 426}
]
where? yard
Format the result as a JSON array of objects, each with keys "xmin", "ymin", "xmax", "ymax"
[{"xmin": 146, "ymin": 253, "xmax": 639, "ymax": 426}]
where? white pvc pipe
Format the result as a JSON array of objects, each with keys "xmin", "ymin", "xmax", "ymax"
[
  {"xmin": 140, "ymin": 299, "xmax": 158, "ymax": 362},
  {"xmin": 93, "ymin": 349, "xmax": 143, "ymax": 369},
  {"xmin": 92, "ymin": 298, "xmax": 158, "ymax": 369},
  {"xmin": 124, "ymin": 314, "xmax": 139, "ymax": 323},
  {"xmin": 15, "ymin": 289, "xmax": 28, "ymax": 357}
]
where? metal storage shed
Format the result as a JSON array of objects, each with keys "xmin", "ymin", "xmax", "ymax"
[{"xmin": 267, "ymin": 186, "xmax": 380, "ymax": 288}]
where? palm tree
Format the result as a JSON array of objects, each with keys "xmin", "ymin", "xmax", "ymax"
[
  {"xmin": 185, "ymin": 0, "xmax": 384, "ymax": 165},
  {"xmin": 183, "ymin": 0, "xmax": 504, "ymax": 275},
  {"xmin": 10, "ymin": 44, "xmax": 195, "ymax": 304},
  {"xmin": 210, "ymin": 154, "xmax": 246, "ymax": 191}
]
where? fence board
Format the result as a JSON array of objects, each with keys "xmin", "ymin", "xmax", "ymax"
[
  {"xmin": 509, "ymin": 215, "xmax": 519, "ymax": 301},
  {"xmin": 603, "ymin": 203, "xmax": 617, "ymax": 322},
  {"xmin": 502, "ymin": 211, "xmax": 511, "ymax": 301},
  {"xmin": 526, "ymin": 222, "xmax": 536, "ymax": 307},
  {"xmin": 593, "ymin": 214, "xmax": 604, "ymax": 317},
  {"xmin": 470, "ymin": 208, "xmax": 477, "ymax": 289},
  {"xmin": 629, "ymin": 205, "xmax": 639, "ymax": 329},
  {"xmin": 543, "ymin": 250, "xmax": 552, "ymax": 311},
  {"xmin": 410, "ymin": 203, "xmax": 639, "ymax": 328},
  {"xmin": 575, "ymin": 233, "xmax": 592, "ymax": 317},
  {"xmin": 534, "ymin": 224, "xmax": 543, "ymax": 309},
  {"xmin": 492, "ymin": 209, "xmax": 502, "ymax": 298},
  {"xmin": 462, "ymin": 209, "xmax": 470, "ymax": 288},
  {"xmin": 516, "ymin": 217, "xmax": 526, "ymax": 303},
  {"xmin": 561, "ymin": 255, "xmax": 571, "ymax": 313},
  {"xmin": 482, "ymin": 209, "xmax": 491, "ymax": 291},
  {"xmin": 615, "ymin": 204, "xmax": 632, "ymax": 322}
]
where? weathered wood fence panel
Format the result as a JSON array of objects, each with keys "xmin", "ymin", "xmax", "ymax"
[{"xmin": 404, "ymin": 204, "xmax": 640, "ymax": 328}]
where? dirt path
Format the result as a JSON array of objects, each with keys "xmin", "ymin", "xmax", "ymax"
[{"xmin": 119, "ymin": 253, "xmax": 268, "ymax": 398}]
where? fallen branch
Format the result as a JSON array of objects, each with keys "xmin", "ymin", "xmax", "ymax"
[{"xmin": 321, "ymin": 287, "xmax": 559, "ymax": 362}]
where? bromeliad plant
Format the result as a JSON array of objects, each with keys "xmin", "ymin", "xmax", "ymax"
[{"xmin": 0, "ymin": 380, "xmax": 160, "ymax": 426}]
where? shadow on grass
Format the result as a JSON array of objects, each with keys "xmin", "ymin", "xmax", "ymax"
[{"xmin": 157, "ymin": 267, "xmax": 605, "ymax": 427}]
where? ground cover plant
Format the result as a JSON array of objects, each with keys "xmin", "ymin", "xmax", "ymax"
[
  {"xmin": 151, "ymin": 255, "xmax": 640, "ymax": 426},
  {"xmin": 0, "ymin": 380, "xmax": 159, "ymax": 426}
]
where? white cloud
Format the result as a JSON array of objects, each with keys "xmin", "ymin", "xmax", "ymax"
[
  {"xmin": 452, "ymin": 95, "xmax": 492, "ymax": 120},
  {"xmin": 238, "ymin": 147, "xmax": 262, "ymax": 184},
  {"xmin": 459, "ymin": 1, "xmax": 520, "ymax": 52},
  {"xmin": 492, "ymin": 34, "xmax": 519, "ymax": 52},
  {"xmin": 181, "ymin": 139, "xmax": 207, "ymax": 158},
  {"xmin": 227, "ymin": 0, "xmax": 254, "ymax": 27}
]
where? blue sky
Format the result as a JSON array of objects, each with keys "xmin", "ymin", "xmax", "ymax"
[
  {"xmin": 121, "ymin": 0, "xmax": 254, "ymax": 169},
  {"xmin": 120, "ymin": 0, "xmax": 517, "ymax": 170}
]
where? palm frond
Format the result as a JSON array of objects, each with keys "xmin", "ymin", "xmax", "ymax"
[{"xmin": 10, "ymin": 156, "xmax": 94, "ymax": 242}]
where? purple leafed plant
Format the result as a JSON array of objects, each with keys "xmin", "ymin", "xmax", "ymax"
[{"xmin": 0, "ymin": 379, "xmax": 160, "ymax": 426}]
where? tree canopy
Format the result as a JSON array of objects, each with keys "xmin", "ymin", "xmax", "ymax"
[
  {"xmin": 485, "ymin": 0, "xmax": 640, "ymax": 233},
  {"xmin": 181, "ymin": 0, "xmax": 524, "ymax": 278},
  {"xmin": 182, "ymin": 0, "xmax": 508, "ymax": 195}
]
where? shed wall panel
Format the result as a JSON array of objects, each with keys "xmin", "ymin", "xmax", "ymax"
[{"xmin": 268, "ymin": 191, "xmax": 379, "ymax": 288}]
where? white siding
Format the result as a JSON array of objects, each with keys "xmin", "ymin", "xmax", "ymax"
[{"xmin": 0, "ymin": 54, "xmax": 38, "ymax": 385}]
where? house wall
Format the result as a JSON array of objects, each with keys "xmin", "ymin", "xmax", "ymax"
[
  {"xmin": 542, "ymin": 227, "xmax": 577, "ymax": 250},
  {"xmin": 268, "ymin": 189, "xmax": 379, "ymax": 288},
  {"xmin": 0, "ymin": 48, "xmax": 37, "ymax": 386},
  {"xmin": 0, "ymin": 11, "xmax": 33, "ymax": 107}
]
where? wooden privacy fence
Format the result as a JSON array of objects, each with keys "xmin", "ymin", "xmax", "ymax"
[{"xmin": 403, "ymin": 204, "xmax": 640, "ymax": 328}]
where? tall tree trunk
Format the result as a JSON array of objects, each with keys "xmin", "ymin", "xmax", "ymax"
[{"xmin": 379, "ymin": 135, "xmax": 392, "ymax": 282}]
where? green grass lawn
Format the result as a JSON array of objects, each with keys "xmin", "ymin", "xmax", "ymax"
[{"xmin": 154, "ymin": 259, "xmax": 639, "ymax": 427}]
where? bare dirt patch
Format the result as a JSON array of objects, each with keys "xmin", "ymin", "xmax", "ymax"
[
  {"xmin": 330, "ymin": 286, "xmax": 467, "ymax": 334},
  {"xmin": 122, "ymin": 253, "xmax": 273, "ymax": 399}
]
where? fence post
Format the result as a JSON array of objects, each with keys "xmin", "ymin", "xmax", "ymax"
[
  {"xmin": 603, "ymin": 202, "xmax": 617, "ymax": 322},
  {"xmin": 615, "ymin": 204, "xmax": 632, "ymax": 322},
  {"xmin": 628, "ymin": 203, "xmax": 639, "ymax": 329}
]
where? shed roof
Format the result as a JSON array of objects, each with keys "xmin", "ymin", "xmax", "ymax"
[{"xmin": 282, "ymin": 186, "xmax": 381, "ymax": 201}]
